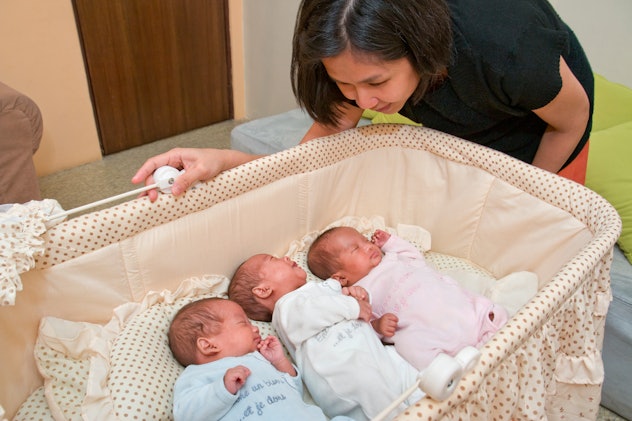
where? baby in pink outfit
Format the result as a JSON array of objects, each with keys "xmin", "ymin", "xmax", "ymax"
[{"xmin": 307, "ymin": 226, "xmax": 508, "ymax": 371}]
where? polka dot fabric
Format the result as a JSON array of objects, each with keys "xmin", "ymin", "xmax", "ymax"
[
  {"xmin": 34, "ymin": 335, "xmax": 89, "ymax": 421},
  {"xmin": 107, "ymin": 299, "xmax": 188, "ymax": 420},
  {"xmin": 16, "ymin": 125, "xmax": 621, "ymax": 420},
  {"xmin": 12, "ymin": 387, "xmax": 54, "ymax": 421}
]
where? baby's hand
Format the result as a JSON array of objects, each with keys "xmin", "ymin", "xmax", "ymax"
[
  {"xmin": 356, "ymin": 297, "xmax": 373, "ymax": 322},
  {"xmin": 258, "ymin": 335, "xmax": 296, "ymax": 376},
  {"xmin": 371, "ymin": 229, "xmax": 391, "ymax": 248},
  {"xmin": 224, "ymin": 365, "xmax": 251, "ymax": 395},
  {"xmin": 371, "ymin": 313, "xmax": 399, "ymax": 337},
  {"xmin": 257, "ymin": 336, "xmax": 284, "ymax": 363},
  {"xmin": 342, "ymin": 285, "xmax": 369, "ymax": 302}
]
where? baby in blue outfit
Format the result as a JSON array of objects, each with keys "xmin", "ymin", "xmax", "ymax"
[{"xmin": 168, "ymin": 297, "xmax": 353, "ymax": 421}]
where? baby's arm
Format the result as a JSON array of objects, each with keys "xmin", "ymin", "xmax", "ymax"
[
  {"xmin": 371, "ymin": 313, "xmax": 399, "ymax": 338},
  {"xmin": 344, "ymin": 284, "xmax": 398, "ymax": 336},
  {"xmin": 380, "ymin": 231, "xmax": 425, "ymax": 262},
  {"xmin": 258, "ymin": 336, "xmax": 297, "ymax": 376},
  {"xmin": 342, "ymin": 285, "xmax": 372, "ymax": 322},
  {"xmin": 371, "ymin": 229, "xmax": 391, "ymax": 248},
  {"xmin": 275, "ymin": 283, "xmax": 369, "ymax": 346},
  {"xmin": 223, "ymin": 365, "xmax": 251, "ymax": 395},
  {"xmin": 174, "ymin": 364, "xmax": 244, "ymax": 420},
  {"xmin": 342, "ymin": 285, "xmax": 369, "ymax": 302},
  {"xmin": 356, "ymin": 296, "xmax": 373, "ymax": 322}
]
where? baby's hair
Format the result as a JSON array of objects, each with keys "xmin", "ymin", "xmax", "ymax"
[
  {"xmin": 229, "ymin": 258, "xmax": 274, "ymax": 322},
  {"xmin": 307, "ymin": 227, "xmax": 343, "ymax": 280},
  {"xmin": 168, "ymin": 297, "xmax": 226, "ymax": 367}
]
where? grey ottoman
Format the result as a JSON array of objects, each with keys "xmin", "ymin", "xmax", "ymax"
[{"xmin": 231, "ymin": 108, "xmax": 370, "ymax": 155}]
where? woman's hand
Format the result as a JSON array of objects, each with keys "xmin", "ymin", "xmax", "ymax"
[{"xmin": 131, "ymin": 148, "xmax": 261, "ymax": 202}]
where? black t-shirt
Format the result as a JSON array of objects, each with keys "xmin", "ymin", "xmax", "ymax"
[{"xmin": 398, "ymin": 0, "xmax": 594, "ymax": 167}]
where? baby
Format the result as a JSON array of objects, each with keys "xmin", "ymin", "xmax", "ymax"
[
  {"xmin": 168, "ymin": 297, "xmax": 352, "ymax": 421},
  {"xmin": 228, "ymin": 254, "xmax": 422, "ymax": 421},
  {"xmin": 307, "ymin": 226, "xmax": 508, "ymax": 371}
]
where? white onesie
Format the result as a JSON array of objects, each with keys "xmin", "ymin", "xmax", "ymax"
[{"xmin": 272, "ymin": 280, "xmax": 423, "ymax": 421}]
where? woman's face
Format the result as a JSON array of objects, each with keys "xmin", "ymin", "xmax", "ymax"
[{"xmin": 322, "ymin": 49, "xmax": 420, "ymax": 115}]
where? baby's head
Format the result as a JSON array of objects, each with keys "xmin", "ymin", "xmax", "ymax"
[
  {"xmin": 168, "ymin": 298, "xmax": 261, "ymax": 366},
  {"xmin": 228, "ymin": 254, "xmax": 307, "ymax": 322},
  {"xmin": 307, "ymin": 226, "xmax": 383, "ymax": 286}
]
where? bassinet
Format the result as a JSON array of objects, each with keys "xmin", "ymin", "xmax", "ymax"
[{"xmin": 0, "ymin": 124, "xmax": 621, "ymax": 420}]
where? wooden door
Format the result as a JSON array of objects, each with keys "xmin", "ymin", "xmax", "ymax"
[{"xmin": 73, "ymin": 0, "xmax": 232, "ymax": 155}]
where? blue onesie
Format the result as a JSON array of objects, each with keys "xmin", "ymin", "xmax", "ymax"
[{"xmin": 172, "ymin": 351, "xmax": 353, "ymax": 421}]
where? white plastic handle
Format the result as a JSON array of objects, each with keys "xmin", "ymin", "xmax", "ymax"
[
  {"xmin": 371, "ymin": 347, "xmax": 481, "ymax": 421},
  {"xmin": 45, "ymin": 166, "xmax": 181, "ymax": 221}
]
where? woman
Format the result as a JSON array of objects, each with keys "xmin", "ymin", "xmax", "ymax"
[{"xmin": 133, "ymin": 0, "xmax": 593, "ymax": 200}]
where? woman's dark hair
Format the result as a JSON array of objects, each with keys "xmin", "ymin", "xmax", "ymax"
[{"xmin": 291, "ymin": 0, "xmax": 452, "ymax": 126}]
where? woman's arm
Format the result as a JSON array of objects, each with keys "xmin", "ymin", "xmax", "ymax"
[
  {"xmin": 531, "ymin": 56, "xmax": 590, "ymax": 173},
  {"xmin": 300, "ymin": 102, "xmax": 364, "ymax": 143},
  {"xmin": 132, "ymin": 148, "xmax": 262, "ymax": 201}
]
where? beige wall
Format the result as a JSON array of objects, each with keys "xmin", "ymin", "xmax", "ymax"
[
  {"xmin": 0, "ymin": 0, "xmax": 101, "ymax": 176},
  {"xmin": 230, "ymin": 0, "xmax": 246, "ymax": 119},
  {"xmin": 0, "ymin": 0, "xmax": 247, "ymax": 177}
]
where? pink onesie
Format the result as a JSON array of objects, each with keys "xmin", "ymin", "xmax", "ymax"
[{"xmin": 356, "ymin": 234, "xmax": 508, "ymax": 371}]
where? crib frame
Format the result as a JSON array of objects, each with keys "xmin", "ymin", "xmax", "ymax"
[{"xmin": 0, "ymin": 125, "xmax": 621, "ymax": 420}]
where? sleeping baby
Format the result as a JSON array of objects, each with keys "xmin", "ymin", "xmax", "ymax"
[
  {"xmin": 306, "ymin": 226, "xmax": 509, "ymax": 371},
  {"xmin": 228, "ymin": 253, "xmax": 423, "ymax": 421}
]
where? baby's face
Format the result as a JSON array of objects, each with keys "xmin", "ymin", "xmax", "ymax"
[
  {"xmin": 255, "ymin": 254, "xmax": 307, "ymax": 296},
  {"xmin": 329, "ymin": 227, "xmax": 383, "ymax": 285},
  {"xmin": 210, "ymin": 300, "xmax": 262, "ymax": 357}
]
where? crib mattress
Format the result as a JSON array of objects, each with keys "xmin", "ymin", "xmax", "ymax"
[{"xmin": 0, "ymin": 124, "xmax": 621, "ymax": 420}]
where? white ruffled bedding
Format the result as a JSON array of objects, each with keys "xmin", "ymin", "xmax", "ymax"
[{"xmin": 0, "ymin": 200, "xmax": 63, "ymax": 306}]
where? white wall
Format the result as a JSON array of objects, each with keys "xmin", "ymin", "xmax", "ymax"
[
  {"xmin": 242, "ymin": 0, "xmax": 300, "ymax": 119},
  {"xmin": 550, "ymin": 0, "xmax": 632, "ymax": 88}
]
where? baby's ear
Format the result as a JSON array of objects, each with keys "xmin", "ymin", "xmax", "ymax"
[
  {"xmin": 331, "ymin": 273, "xmax": 347, "ymax": 286},
  {"xmin": 197, "ymin": 336, "xmax": 220, "ymax": 357},
  {"xmin": 252, "ymin": 284, "xmax": 272, "ymax": 299}
]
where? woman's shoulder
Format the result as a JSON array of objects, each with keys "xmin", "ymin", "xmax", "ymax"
[{"xmin": 448, "ymin": 0, "xmax": 566, "ymax": 60}]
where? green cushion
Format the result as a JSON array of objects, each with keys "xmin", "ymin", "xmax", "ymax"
[
  {"xmin": 586, "ymin": 121, "xmax": 632, "ymax": 263},
  {"xmin": 362, "ymin": 109, "xmax": 421, "ymax": 126},
  {"xmin": 593, "ymin": 74, "xmax": 632, "ymax": 132}
]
